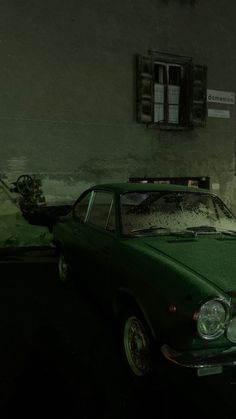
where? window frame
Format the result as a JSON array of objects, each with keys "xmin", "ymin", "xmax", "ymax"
[
  {"xmin": 154, "ymin": 61, "xmax": 184, "ymax": 125},
  {"xmin": 120, "ymin": 190, "xmax": 235, "ymax": 237},
  {"xmin": 72, "ymin": 190, "xmax": 93, "ymax": 222},
  {"xmin": 73, "ymin": 189, "xmax": 116, "ymax": 234},
  {"xmin": 86, "ymin": 190, "xmax": 114, "ymax": 229},
  {"xmin": 136, "ymin": 51, "xmax": 207, "ymax": 130}
]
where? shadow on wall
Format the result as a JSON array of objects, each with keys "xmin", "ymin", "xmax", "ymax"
[{"xmin": 41, "ymin": 178, "xmax": 93, "ymax": 204}]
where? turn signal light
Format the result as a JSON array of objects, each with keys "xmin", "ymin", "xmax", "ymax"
[{"xmin": 169, "ymin": 304, "xmax": 177, "ymax": 313}]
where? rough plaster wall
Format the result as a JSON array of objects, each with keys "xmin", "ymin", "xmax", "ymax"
[
  {"xmin": 0, "ymin": 1, "xmax": 235, "ymax": 209},
  {"xmin": 0, "ymin": 185, "xmax": 52, "ymax": 246}
]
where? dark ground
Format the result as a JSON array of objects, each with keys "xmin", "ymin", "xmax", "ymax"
[{"xmin": 0, "ymin": 248, "xmax": 235, "ymax": 418}]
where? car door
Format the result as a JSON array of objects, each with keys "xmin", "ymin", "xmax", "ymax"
[
  {"xmin": 67, "ymin": 190, "xmax": 95, "ymax": 277},
  {"xmin": 80, "ymin": 189, "xmax": 119, "ymax": 301}
]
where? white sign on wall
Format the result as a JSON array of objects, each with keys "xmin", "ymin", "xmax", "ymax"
[
  {"xmin": 211, "ymin": 183, "xmax": 220, "ymax": 191},
  {"xmin": 207, "ymin": 89, "xmax": 235, "ymax": 105},
  {"xmin": 208, "ymin": 109, "xmax": 230, "ymax": 119}
]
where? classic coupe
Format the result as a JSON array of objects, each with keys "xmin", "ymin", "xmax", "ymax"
[{"xmin": 53, "ymin": 182, "xmax": 236, "ymax": 378}]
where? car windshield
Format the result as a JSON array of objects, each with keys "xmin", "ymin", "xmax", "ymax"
[{"xmin": 120, "ymin": 191, "xmax": 236, "ymax": 236}]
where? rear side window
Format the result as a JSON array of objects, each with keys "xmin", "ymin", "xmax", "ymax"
[
  {"xmin": 87, "ymin": 191, "xmax": 115, "ymax": 231},
  {"xmin": 73, "ymin": 191, "xmax": 92, "ymax": 221}
]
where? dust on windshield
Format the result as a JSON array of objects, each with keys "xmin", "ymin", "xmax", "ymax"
[{"xmin": 120, "ymin": 191, "xmax": 236, "ymax": 236}]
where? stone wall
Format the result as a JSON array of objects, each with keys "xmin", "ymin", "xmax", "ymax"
[{"xmin": 0, "ymin": 1, "xmax": 235, "ymax": 210}]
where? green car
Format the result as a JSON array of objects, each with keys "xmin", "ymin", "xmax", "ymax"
[{"xmin": 52, "ymin": 182, "xmax": 236, "ymax": 379}]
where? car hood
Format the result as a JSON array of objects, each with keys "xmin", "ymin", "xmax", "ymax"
[{"xmin": 137, "ymin": 235, "xmax": 236, "ymax": 294}]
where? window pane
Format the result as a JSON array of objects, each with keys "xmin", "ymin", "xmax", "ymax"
[
  {"xmin": 168, "ymin": 104, "xmax": 179, "ymax": 124},
  {"xmin": 153, "ymin": 63, "xmax": 183, "ymax": 125},
  {"xmin": 154, "ymin": 64, "xmax": 166, "ymax": 84},
  {"xmin": 169, "ymin": 66, "xmax": 181, "ymax": 85},
  {"xmin": 88, "ymin": 191, "xmax": 114, "ymax": 229},
  {"xmin": 168, "ymin": 85, "xmax": 180, "ymax": 104},
  {"xmin": 106, "ymin": 201, "xmax": 116, "ymax": 232},
  {"xmin": 167, "ymin": 66, "xmax": 181, "ymax": 124},
  {"xmin": 168, "ymin": 85, "xmax": 180, "ymax": 123},
  {"xmin": 154, "ymin": 84, "xmax": 164, "ymax": 103},
  {"xmin": 74, "ymin": 192, "xmax": 92, "ymax": 221},
  {"xmin": 154, "ymin": 81, "xmax": 165, "ymax": 122},
  {"xmin": 154, "ymin": 104, "xmax": 164, "ymax": 122}
]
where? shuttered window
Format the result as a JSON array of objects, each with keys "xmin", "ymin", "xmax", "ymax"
[{"xmin": 136, "ymin": 52, "xmax": 207, "ymax": 129}]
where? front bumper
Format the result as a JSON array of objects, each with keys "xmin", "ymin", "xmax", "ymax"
[{"xmin": 161, "ymin": 344, "xmax": 236, "ymax": 376}]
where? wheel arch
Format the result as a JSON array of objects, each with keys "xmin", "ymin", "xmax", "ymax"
[{"xmin": 113, "ymin": 288, "xmax": 158, "ymax": 343}]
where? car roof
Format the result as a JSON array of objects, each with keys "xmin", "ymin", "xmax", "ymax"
[{"xmin": 92, "ymin": 182, "xmax": 209, "ymax": 194}]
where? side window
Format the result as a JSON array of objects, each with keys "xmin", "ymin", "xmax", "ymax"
[
  {"xmin": 136, "ymin": 53, "xmax": 207, "ymax": 129},
  {"xmin": 87, "ymin": 191, "xmax": 116, "ymax": 231},
  {"xmin": 73, "ymin": 191, "xmax": 92, "ymax": 221},
  {"xmin": 106, "ymin": 200, "xmax": 116, "ymax": 232}
]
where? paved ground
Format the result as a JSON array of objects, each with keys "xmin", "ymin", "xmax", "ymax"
[{"xmin": 0, "ymin": 249, "xmax": 235, "ymax": 418}]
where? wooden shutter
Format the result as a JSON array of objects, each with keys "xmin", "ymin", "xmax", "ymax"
[
  {"xmin": 179, "ymin": 61, "xmax": 193, "ymax": 126},
  {"xmin": 192, "ymin": 65, "xmax": 207, "ymax": 127},
  {"xmin": 136, "ymin": 55, "xmax": 154, "ymax": 123}
]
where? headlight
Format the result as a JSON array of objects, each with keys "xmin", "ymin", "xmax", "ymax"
[{"xmin": 197, "ymin": 299, "xmax": 228, "ymax": 340}]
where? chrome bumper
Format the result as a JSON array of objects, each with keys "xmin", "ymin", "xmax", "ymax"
[{"xmin": 161, "ymin": 344, "xmax": 236, "ymax": 375}]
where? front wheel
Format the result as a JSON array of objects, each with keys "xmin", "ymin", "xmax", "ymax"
[{"xmin": 121, "ymin": 311, "xmax": 153, "ymax": 378}]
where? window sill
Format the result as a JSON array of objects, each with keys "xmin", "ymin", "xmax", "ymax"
[{"xmin": 146, "ymin": 123, "xmax": 193, "ymax": 131}]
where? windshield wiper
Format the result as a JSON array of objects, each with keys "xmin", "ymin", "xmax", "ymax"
[
  {"xmin": 129, "ymin": 225, "xmax": 236, "ymax": 238},
  {"xmin": 215, "ymin": 228, "xmax": 236, "ymax": 236},
  {"xmin": 185, "ymin": 226, "xmax": 236, "ymax": 236},
  {"xmin": 185, "ymin": 226, "xmax": 219, "ymax": 234},
  {"xmin": 214, "ymin": 228, "xmax": 236, "ymax": 239},
  {"xmin": 170, "ymin": 227, "xmax": 236, "ymax": 239},
  {"xmin": 130, "ymin": 227, "xmax": 197, "ymax": 238},
  {"xmin": 169, "ymin": 229, "xmax": 197, "ymax": 237},
  {"xmin": 169, "ymin": 226, "xmax": 218, "ymax": 238},
  {"xmin": 131, "ymin": 226, "xmax": 171, "ymax": 234}
]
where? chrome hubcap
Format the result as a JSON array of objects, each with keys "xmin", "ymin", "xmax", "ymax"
[{"xmin": 124, "ymin": 316, "xmax": 150, "ymax": 376}]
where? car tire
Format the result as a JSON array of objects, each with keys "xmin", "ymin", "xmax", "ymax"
[
  {"xmin": 120, "ymin": 309, "xmax": 156, "ymax": 380},
  {"xmin": 58, "ymin": 250, "xmax": 71, "ymax": 284}
]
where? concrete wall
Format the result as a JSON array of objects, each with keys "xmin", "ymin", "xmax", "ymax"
[{"xmin": 0, "ymin": 0, "xmax": 235, "ymax": 209}]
